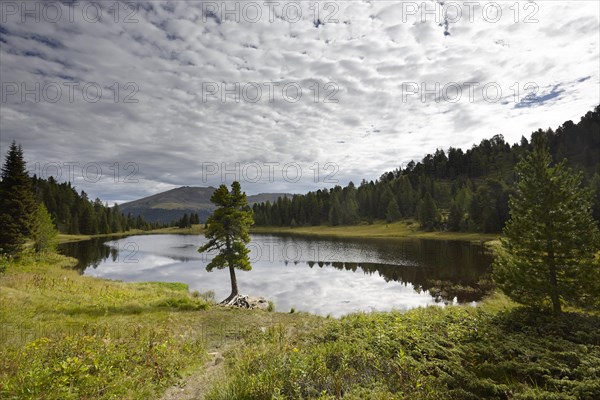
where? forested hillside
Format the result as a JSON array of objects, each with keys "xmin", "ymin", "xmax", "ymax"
[
  {"xmin": 253, "ymin": 106, "xmax": 600, "ymax": 232},
  {"xmin": 31, "ymin": 176, "xmax": 160, "ymax": 235}
]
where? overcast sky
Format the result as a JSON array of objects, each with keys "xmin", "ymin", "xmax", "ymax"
[{"xmin": 1, "ymin": 0, "xmax": 598, "ymax": 204}]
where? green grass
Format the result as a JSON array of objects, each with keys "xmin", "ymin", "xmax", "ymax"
[
  {"xmin": 0, "ymin": 253, "xmax": 211, "ymax": 399},
  {"xmin": 0, "ymin": 252, "xmax": 321, "ymax": 399},
  {"xmin": 207, "ymin": 296, "xmax": 600, "ymax": 399},
  {"xmin": 58, "ymin": 224, "xmax": 205, "ymax": 244},
  {"xmin": 2, "ymin": 251, "xmax": 598, "ymax": 399},
  {"xmin": 61, "ymin": 221, "xmax": 496, "ymax": 245},
  {"xmin": 251, "ymin": 220, "xmax": 498, "ymax": 243}
]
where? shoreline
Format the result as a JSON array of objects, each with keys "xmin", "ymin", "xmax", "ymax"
[
  {"xmin": 58, "ymin": 225, "xmax": 206, "ymax": 244},
  {"xmin": 58, "ymin": 221, "xmax": 499, "ymax": 246},
  {"xmin": 250, "ymin": 221, "xmax": 499, "ymax": 244},
  {"xmin": 3, "ymin": 247, "xmax": 596, "ymax": 398}
]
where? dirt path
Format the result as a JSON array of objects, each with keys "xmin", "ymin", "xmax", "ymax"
[
  {"xmin": 159, "ymin": 307, "xmax": 323, "ymax": 399},
  {"xmin": 160, "ymin": 346, "xmax": 228, "ymax": 400}
]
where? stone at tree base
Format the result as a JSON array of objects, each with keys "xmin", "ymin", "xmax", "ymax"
[
  {"xmin": 220, "ymin": 294, "xmax": 270, "ymax": 310},
  {"xmin": 247, "ymin": 296, "xmax": 270, "ymax": 310}
]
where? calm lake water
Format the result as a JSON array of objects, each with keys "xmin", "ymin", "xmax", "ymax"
[{"xmin": 59, "ymin": 234, "xmax": 494, "ymax": 316}]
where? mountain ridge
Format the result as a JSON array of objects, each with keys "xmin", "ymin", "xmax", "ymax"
[{"xmin": 119, "ymin": 186, "xmax": 290, "ymax": 223}]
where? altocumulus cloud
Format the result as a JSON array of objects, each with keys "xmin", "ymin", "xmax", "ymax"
[{"xmin": 0, "ymin": 0, "xmax": 598, "ymax": 203}]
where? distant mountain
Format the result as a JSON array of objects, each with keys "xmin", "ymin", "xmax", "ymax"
[{"xmin": 118, "ymin": 186, "xmax": 289, "ymax": 224}]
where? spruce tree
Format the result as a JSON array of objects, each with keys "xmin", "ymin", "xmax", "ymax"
[
  {"xmin": 493, "ymin": 140, "xmax": 600, "ymax": 314},
  {"xmin": 0, "ymin": 142, "xmax": 37, "ymax": 255}
]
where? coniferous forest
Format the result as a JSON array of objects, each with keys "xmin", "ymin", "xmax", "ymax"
[
  {"xmin": 252, "ymin": 106, "xmax": 600, "ymax": 232},
  {"xmin": 0, "ymin": 145, "xmax": 164, "ymax": 256},
  {"xmin": 31, "ymin": 175, "xmax": 160, "ymax": 235}
]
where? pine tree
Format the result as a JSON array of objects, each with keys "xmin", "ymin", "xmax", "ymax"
[
  {"xmin": 328, "ymin": 194, "xmax": 342, "ymax": 226},
  {"xmin": 198, "ymin": 182, "xmax": 254, "ymax": 303},
  {"xmin": 179, "ymin": 213, "xmax": 190, "ymax": 228},
  {"xmin": 111, "ymin": 204, "xmax": 123, "ymax": 232},
  {"xmin": 378, "ymin": 185, "xmax": 394, "ymax": 220},
  {"xmin": 590, "ymin": 173, "xmax": 600, "ymax": 224},
  {"xmin": 69, "ymin": 212, "xmax": 80, "ymax": 234},
  {"xmin": 0, "ymin": 142, "xmax": 37, "ymax": 255},
  {"xmin": 447, "ymin": 202, "xmax": 463, "ymax": 232},
  {"xmin": 397, "ymin": 176, "xmax": 416, "ymax": 216},
  {"xmin": 98, "ymin": 210, "xmax": 110, "ymax": 234},
  {"xmin": 32, "ymin": 203, "xmax": 58, "ymax": 253},
  {"xmin": 342, "ymin": 182, "xmax": 360, "ymax": 224},
  {"xmin": 80, "ymin": 203, "xmax": 98, "ymax": 234},
  {"xmin": 493, "ymin": 141, "xmax": 600, "ymax": 314},
  {"xmin": 470, "ymin": 179, "xmax": 509, "ymax": 233},
  {"xmin": 385, "ymin": 198, "xmax": 401, "ymax": 223},
  {"xmin": 136, "ymin": 215, "xmax": 146, "ymax": 230},
  {"xmin": 417, "ymin": 193, "xmax": 439, "ymax": 231}
]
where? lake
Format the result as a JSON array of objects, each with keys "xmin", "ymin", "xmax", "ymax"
[{"xmin": 59, "ymin": 233, "xmax": 494, "ymax": 316}]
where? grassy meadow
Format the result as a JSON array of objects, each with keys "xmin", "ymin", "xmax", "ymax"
[
  {"xmin": 207, "ymin": 293, "xmax": 600, "ymax": 399},
  {"xmin": 251, "ymin": 220, "xmax": 498, "ymax": 244},
  {"xmin": 57, "ymin": 221, "xmax": 497, "ymax": 245},
  {"xmin": 58, "ymin": 225, "xmax": 206, "ymax": 244},
  {"xmin": 0, "ymin": 253, "xmax": 320, "ymax": 399},
  {"xmin": 1, "ymin": 249, "xmax": 598, "ymax": 399}
]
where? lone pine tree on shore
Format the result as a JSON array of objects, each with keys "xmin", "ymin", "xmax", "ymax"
[
  {"xmin": 198, "ymin": 181, "xmax": 254, "ymax": 304},
  {"xmin": 493, "ymin": 138, "xmax": 600, "ymax": 315}
]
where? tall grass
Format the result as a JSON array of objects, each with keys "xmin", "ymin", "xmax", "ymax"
[
  {"xmin": 0, "ymin": 253, "xmax": 210, "ymax": 399},
  {"xmin": 207, "ymin": 300, "xmax": 600, "ymax": 399},
  {"xmin": 3, "ymin": 253, "xmax": 598, "ymax": 399}
]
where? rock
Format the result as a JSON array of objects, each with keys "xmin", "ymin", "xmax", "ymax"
[
  {"xmin": 221, "ymin": 294, "xmax": 270, "ymax": 310},
  {"xmin": 246, "ymin": 296, "xmax": 270, "ymax": 310}
]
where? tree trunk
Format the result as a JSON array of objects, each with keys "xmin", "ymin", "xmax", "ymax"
[
  {"xmin": 220, "ymin": 236, "xmax": 239, "ymax": 304},
  {"xmin": 547, "ymin": 241, "xmax": 561, "ymax": 315},
  {"xmin": 222, "ymin": 265, "xmax": 239, "ymax": 304},
  {"xmin": 549, "ymin": 267, "xmax": 561, "ymax": 315}
]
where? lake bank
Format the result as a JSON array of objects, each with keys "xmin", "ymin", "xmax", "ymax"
[
  {"xmin": 0, "ymin": 253, "xmax": 321, "ymax": 399},
  {"xmin": 58, "ymin": 221, "xmax": 498, "ymax": 245},
  {"xmin": 2, "ymin": 253, "xmax": 598, "ymax": 399},
  {"xmin": 59, "ymin": 233, "xmax": 495, "ymax": 315},
  {"xmin": 58, "ymin": 224, "xmax": 205, "ymax": 244},
  {"xmin": 251, "ymin": 220, "xmax": 499, "ymax": 244}
]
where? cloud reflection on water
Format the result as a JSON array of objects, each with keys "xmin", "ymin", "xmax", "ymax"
[{"xmin": 75, "ymin": 234, "xmax": 491, "ymax": 317}]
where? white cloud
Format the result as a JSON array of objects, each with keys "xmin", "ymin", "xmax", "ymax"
[{"xmin": 1, "ymin": 0, "xmax": 598, "ymax": 203}]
